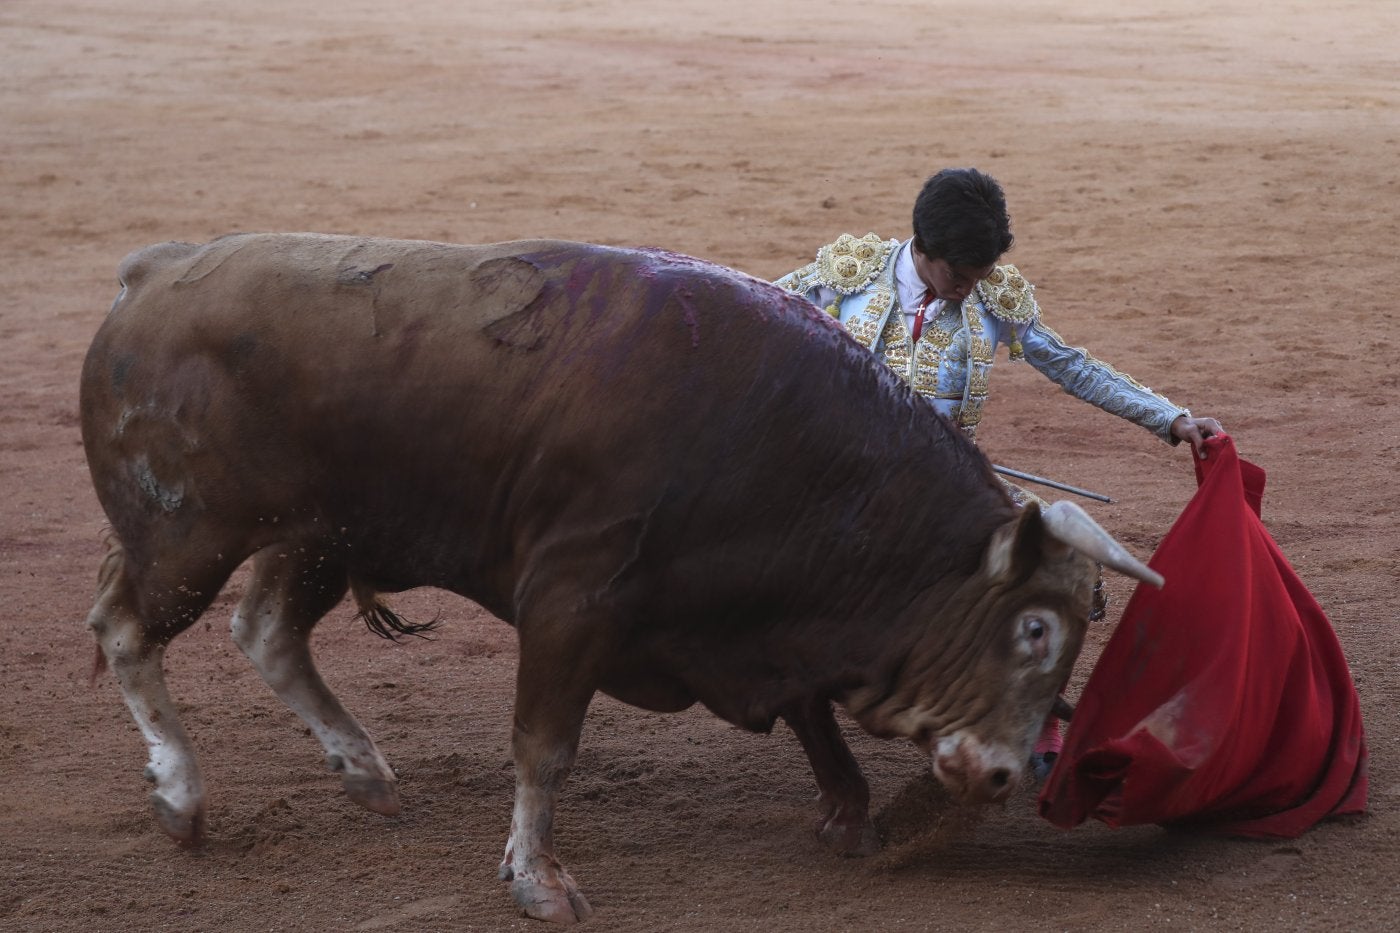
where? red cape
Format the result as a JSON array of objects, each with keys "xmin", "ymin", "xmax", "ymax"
[{"xmin": 1038, "ymin": 435, "xmax": 1367, "ymax": 837}]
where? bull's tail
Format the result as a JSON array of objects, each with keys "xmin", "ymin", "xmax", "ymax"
[
  {"xmin": 349, "ymin": 578, "xmax": 440, "ymax": 641},
  {"xmin": 89, "ymin": 529, "xmax": 126, "ymax": 685},
  {"xmin": 90, "ymin": 644, "xmax": 108, "ymax": 686}
]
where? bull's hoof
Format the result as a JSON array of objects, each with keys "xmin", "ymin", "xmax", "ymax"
[
  {"xmin": 510, "ymin": 873, "xmax": 594, "ymax": 925},
  {"xmin": 341, "ymin": 775, "xmax": 402, "ymax": 816},
  {"xmin": 817, "ymin": 814, "xmax": 881, "ymax": 857},
  {"xmin": 151, "ymin": 792, "xmax": 205, "ymax": 847}
]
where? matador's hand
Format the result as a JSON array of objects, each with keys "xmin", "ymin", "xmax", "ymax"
[{"xmin": 1171, "ymin": 415, "xmax": 1224, "ymax": 460}]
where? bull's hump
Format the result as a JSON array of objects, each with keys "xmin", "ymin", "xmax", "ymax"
[
  {"xmin": 115, "ymin": 241, "xmax": 201, "ymax": 295},
  {"xmin": 518, "ymin": 241, "xmax": 847, "ymax": 337}
]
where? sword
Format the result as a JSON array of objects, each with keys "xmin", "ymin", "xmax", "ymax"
[{"xmin": 991, "ymin": 464, "xmax": 1113, "ymax": 503}]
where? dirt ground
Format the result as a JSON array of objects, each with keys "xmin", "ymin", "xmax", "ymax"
[{"xmin": 3, "ymin": 0, "xmax": 1398, "ymax": 929}]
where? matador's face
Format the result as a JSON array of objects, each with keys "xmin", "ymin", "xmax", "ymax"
[{"xmin": 912, "ymin": 248, "xmax": 994, "ymax": 304}]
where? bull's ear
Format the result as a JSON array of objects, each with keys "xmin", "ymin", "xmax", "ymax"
[{"xmin": 983, "ymin": 502, "xmax": 1061, "ymax": 582}]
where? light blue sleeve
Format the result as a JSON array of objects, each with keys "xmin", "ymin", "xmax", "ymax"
[{"xmin": 1018, "ymin": 319, "xmax": 1188, "ymax": 443}]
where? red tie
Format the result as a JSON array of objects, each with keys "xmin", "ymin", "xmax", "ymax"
[{"xmin": 911, "ymin": 291, "xmax": 934, "ymax": 343}]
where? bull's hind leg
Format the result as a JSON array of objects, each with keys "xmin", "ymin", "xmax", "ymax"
[
  {"xmin": 230, "ymin": 546, "xmax": 400, "ymax": 815},
  {"xmin": 86, "ymin": 543, "xmax": 236, "ymax": 845}
]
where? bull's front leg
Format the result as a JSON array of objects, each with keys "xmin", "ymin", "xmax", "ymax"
[
  {"xmin": 498, "ymin": 637, "xmax": 595, "ymax": 925},
  {"xmin": 782, "ymin": 696, "xmax": 880, "ymax": 856}
]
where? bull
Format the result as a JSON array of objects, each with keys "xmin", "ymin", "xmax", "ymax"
[{"xmin": 80, "ymin": 234, "xmax": 1161, "ymax": 924}]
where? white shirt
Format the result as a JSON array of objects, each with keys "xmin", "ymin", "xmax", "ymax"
[{"xmin": 892, "ymin": 240, "xmax": 948, "ymax": 336}]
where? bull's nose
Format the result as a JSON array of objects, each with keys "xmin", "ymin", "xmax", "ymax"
[
  {"xmin": 963, "ymin": 764, "xmax": 1018, "ymax": 804},
  {"xmin": 984, "ymin": 766, "xmax": 1015, "ymax": 802},
  {"xmin": 933, "ymin": 737, "xmax": 1022, "ymax": 804}
]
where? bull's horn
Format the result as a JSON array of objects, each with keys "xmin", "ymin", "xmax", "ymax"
[{"xmin": 1042, "ymin": 500, "xmax": 1165, "ymax": 589}]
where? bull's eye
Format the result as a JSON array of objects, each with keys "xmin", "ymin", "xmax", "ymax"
[{"xmin": 1026, "ymin": 618, "xmax": 1046, "ymax": 641}]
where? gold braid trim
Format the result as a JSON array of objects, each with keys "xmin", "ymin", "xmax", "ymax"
[
  {"xmin": 976, "ymin": 264, "xmax": 1039, "ymax": 360},
  {"xmin": 954, "ymin": 305, "xmax": 995, "ymax": 438}
]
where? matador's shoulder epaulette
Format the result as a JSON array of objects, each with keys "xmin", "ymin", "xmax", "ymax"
[
  {"xmin": 813, "ymin": 233, "xmax": 898, "ymax": 295},
  {"xmin": 977, "ymin": 264, "xmax": 1040, "ymax": 325}
]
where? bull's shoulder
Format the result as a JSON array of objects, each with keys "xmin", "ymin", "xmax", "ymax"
[{"xmin": 812, "ymin": 233, "xmax": 897, "ymax": 295}]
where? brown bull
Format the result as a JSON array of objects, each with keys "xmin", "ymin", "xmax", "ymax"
[{"xmin": 80, "ymin": 234, "xmax": 1161, "ymax": 924}]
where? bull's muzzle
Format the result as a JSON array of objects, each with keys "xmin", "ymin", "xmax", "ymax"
[{"xmin": 931, "ymin": 734, "xmax": 1021, "ymax": 804}]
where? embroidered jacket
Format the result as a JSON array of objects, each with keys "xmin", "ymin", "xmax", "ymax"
[{"xmin": 774, "ymin": 233, "xmax": 1188, "ymax": 443}]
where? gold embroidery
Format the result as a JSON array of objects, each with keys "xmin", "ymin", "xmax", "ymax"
[
  {"xmin": 920, "ymin": 304, "xmax": 960, "ymax": 351},
  {"xmin": 977, "ymin": 263, "xmax": 1039, "ymax": 325},
  {"xmin": 968, "ymin": 368, "xmax": 989, "ymax": 395},
  {"xmin": 958, "ymin": 303, "xmax": 993, "ymax": 432},
  {"xmin": 846, "ymin": 316, "xmax": 882, "ymax": 350},
  {"xmin": 959, "ymin": 403, "xmax": 982, "ymax": 434},
  {"xmin": 999, "ymin": 475, "xmax": 1046, "ymax": 508},
  {"xmin": 912, "ymin": 334, "xmax": 945, "ymax": 394},
  {"xmin": 814, "ymin": 233, "xmax": 895, "ymax": 295},
  {"xmin": 966, "ymin": 306, "xmax": 985, "ymax": 335},
  {"xmin": 966, "ymin": 307, "xmax": 993, "ymax": 364},
  {"xmin": 905, "ymin": 303, "xmax": 981, "ymax": 405},
  {"xmin": 775, "ymin": 264, "xmax": 813, "ymax": 294},
  {"xmin": 880, "ymin": 313, "xmax": 911, "ymax": 378}
]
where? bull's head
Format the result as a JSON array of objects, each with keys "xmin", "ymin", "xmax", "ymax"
[{"xmin": 846, "ymin": 501, "xmax": 1162, "ymax": 803}]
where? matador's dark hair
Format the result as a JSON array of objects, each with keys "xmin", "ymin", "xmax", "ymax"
[{"xmin": 910, "ymin": 167, "xmax": 1014, "ymax": 268}]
